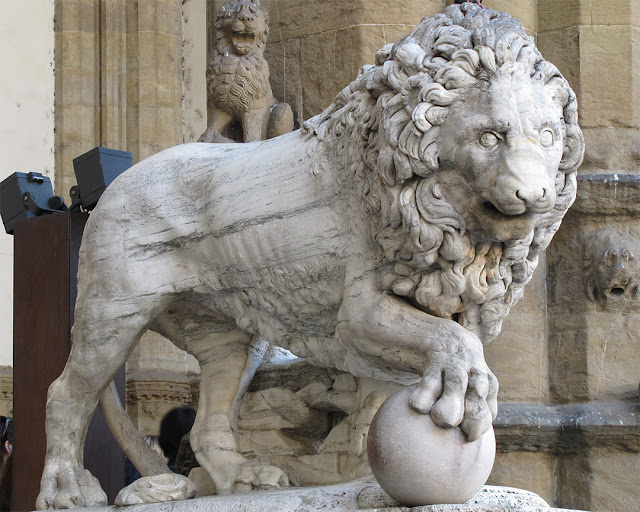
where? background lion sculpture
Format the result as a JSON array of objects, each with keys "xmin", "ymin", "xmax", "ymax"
[
  {"xmin": 198, "ymin": 0, "xmax": 293, "ymax": 143},
  {"xmin": 37, "ymin": 3, "xmax": 584, "ymax": 509}
]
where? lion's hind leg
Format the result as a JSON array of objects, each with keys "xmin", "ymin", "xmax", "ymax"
[
  {"xmin": 37, "ymin": 295, "xmax": 171, "ymax": 509},
  {"xmin": 154, "ymin": 306, "xmax": 294, "ymax": 494},
  {"xmin": 189, "ymin": 330, "xmax": 286, "ymax": 493}
]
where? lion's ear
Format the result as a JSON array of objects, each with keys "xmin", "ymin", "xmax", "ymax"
[{"xmin": 560, "ymin": 122, "xmax": 585, "ymax": 173}]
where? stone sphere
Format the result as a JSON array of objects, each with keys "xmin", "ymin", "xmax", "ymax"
[{"xmin": 367, "ymin": 385, "xmax": 496, "ymax": 507}]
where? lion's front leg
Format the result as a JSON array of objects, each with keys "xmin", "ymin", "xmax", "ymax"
[
  {"xmin": 198, "ymin": 107, "xmax": 236, "ymax": 143},
  {"xmin": 241, "ymin": 92, "xmax": 273, "ymax": 142},
  {"xmin": 336, "ymin": 292, "xmax": 498, "ymax": 441}
]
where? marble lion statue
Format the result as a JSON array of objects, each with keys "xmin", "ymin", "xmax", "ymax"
[
  {"xmin": 37, "ymin": 3, "xmax": 584, "ymax": 509},
  {"xmin": 198, "ymin": 0, "xmax": 293, "ymax": 143}
]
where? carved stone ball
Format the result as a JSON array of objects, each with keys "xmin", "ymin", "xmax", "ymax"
[{"xmin": 367, "ymin": 385, "xmax": 496, "ymax": 506}]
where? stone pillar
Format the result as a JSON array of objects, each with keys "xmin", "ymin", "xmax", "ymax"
[
  {"xmin": 54, "ymin": 0, "xmax": 200, "ymax": 436},
  {"xmin": 125, "ymin": 0, "xmax": 184, "ymax": 161},
  {"xmin": 54, "ymin": 0, "xmax": 101, "ymax": 198}
]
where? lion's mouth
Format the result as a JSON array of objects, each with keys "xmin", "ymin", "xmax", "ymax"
[
  {"xmin": 483, "ymin": 201, "xmax": 520, "ymax": 217},
  {"xmin": 483, "ymin": 200, "xmax": 537, "ymax": 219},
  {"xmin": 232, "ymin": 30, "xmax": 256, "ymax": 53}
]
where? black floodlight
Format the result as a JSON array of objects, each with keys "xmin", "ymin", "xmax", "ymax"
[
  {"xmin": 0, "ymin": 172, "xmax": 68, "ymax": 235},
  {"xmin": 71, "ymin": 147, "xmax": 132, "ymax": 211}
]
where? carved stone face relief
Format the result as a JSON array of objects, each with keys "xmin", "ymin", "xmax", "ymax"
[{"xmin": 584, "ymin": 228, "xmax": 640, "ymax": 310}]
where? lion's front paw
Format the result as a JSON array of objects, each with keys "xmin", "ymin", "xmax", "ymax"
[
  {"xmin": 36, "ymin": 461, "xmax": 107, "ymax": 510},
  {"xmin": 409, "ymin": 341, "xmax": 498, "ymax": 442},
  {"xmin": 197, "ymin": 128, "xmax": 237, "ymax": 144},
  {"xmin": 232, "ymin": 458, "xmax": 297, "ymax": 492},
  {"xmin": 115, "ymin": 473, "xmax": 197, "ymax": 506}
]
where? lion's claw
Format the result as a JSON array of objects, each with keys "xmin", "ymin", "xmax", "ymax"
[
  {"xmin": 409, "ymin": 367, "xmax": 443, "ymax": 413},
  {"xmin": 412, "ymin": 348, "xmax": 499, "ymax": 441},
  {"xmin": 37, "ymin": 463, "xmax": 107, "ymax": 510},
  {"xmin": 115, "ymin": 474, "xmax": 197, "ymax": 506},
  {"xmin": 232, "ymin": 459, "xmax": 295, "ymax": 492}
]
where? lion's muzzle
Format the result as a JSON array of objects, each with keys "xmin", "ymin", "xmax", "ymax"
[{"xmin": 489, "ymin": 140, "xmax": 555, "ymax": 216}]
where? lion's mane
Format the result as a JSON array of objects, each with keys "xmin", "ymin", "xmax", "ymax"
[
  {"xmin": 304, "ymin": 4, "xmax": 584, "ymax": 342},
  {"xmin": 207, "ymin": 0, "xmax": 270, "ymax": 115}
]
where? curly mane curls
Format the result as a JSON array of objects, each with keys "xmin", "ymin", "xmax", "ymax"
[{"xmin": 304, "ymin": 4, "xmax": 584, "ymax": 342}]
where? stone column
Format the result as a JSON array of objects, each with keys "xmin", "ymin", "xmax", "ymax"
[
  {"xmin": 54, "ymin": 0, "xmax": 200, "ymax": 435},
  {"xmin": 54, "ymin": 0, "xmax": 101, "ymax": 198}
]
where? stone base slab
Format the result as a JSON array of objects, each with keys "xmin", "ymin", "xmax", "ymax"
[{"xmin": 33, "ymin": 477, "xmax": 586, "ymax": 512}]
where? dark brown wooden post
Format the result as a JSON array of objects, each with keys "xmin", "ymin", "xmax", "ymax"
[{"xmin": 12, "ymin": 211, "xmax": 125, "ymax": 511}]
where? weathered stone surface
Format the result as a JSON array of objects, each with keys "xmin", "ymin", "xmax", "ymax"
[
  {"xmin": 494, "ymin": 402, "xmax": 640, "ymax": 453},
  {"xmin": 538, "ymin": 0, "xmax": 640, "ymax": 32},
  {"xmin": 33, "ymin": 477, "xmax": 581, "ymax": 512},
  {"xmin": 488, "ymin": 451, "xmax": 555, "ymax": 506},
  {"xmin": 588, "ymin": 449, "xmax": 640, "ymax": 512},
  {"xmin": 580, "ymin": 128, "xmax": 640, "ymax": 174}
]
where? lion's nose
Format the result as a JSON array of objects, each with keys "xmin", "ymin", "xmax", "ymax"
[
  {"xmin": 237, "ymin": 13, "xmax": 254, "ymax": 23},
  {"xmin": 515, "ymin": 185, "xmax": 547, "ymax": 208},
  {"xmin": 491, "ymin": 154, "xmax": 555, "ymax": 215}
]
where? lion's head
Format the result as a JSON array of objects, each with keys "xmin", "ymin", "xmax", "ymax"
[
  {"xmin": 208, "ymin": 0, "xmax": 271, "ymax": 116},
  {"xmin": 304, "ymin": 4, "xmax": 585, "ymax": 342},
  {"xmin": 215, "ymin": 0, "xmax": 268, "ymax": 57}
]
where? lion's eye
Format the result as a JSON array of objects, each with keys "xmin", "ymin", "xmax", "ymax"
[
  {"xmin": 540, "ymin": 129, "xmax": 554, "ymax": 147},
  {"xmin": 479, "ymin": 132, "xmax": 500, "ymax": 149}
]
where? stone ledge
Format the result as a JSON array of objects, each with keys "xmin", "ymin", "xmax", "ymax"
[
  {"xmin": 573, "ymin": 174, "xmax": 640, "ymax": 215},
  {"xmin": 494, "ymin": 402, "xmax": 640, "ymax": 453},
  {"xmin": 32, "ymin": 478, "xmax": 586, "ymax": 512}
]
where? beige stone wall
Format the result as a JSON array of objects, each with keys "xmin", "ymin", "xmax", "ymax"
[{"xmin": 537, "ymin": 0, "xmax": 640, "ymax": 175}]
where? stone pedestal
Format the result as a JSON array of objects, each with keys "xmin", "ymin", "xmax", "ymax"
[{"xmin": 31, "ymin": 477, "xmax": 585, "ymax": 512}]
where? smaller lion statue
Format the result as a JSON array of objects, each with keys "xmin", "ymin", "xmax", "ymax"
[{"xmin": 198, "ymin": 0, "xmax": 293, "ymax": 143}]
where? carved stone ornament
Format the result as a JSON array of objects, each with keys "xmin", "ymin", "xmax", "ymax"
[
  {"xmin": 584, "ymin": 228, "xmax": 640, "ymax": 310},
  {"xmin": 37, "ymin": 3, "xmax": 584, "ymax": 509},
  {"xmin": 198, "ymin": 0, "xmax": 294, "ymax": 143}
]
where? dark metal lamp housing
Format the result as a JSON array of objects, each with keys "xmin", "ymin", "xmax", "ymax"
[
  {"xmin": 71, "ymin": 147, "xmax": 132, "ymax": 211},
  {"xmin": 0, "ymin": 172, "xmax": 68, "ymax": 234}
]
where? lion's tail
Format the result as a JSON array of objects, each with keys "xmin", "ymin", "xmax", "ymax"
[{"xmin": 99, "ymin": 382, "xmax": 172, "ymax": 477}]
